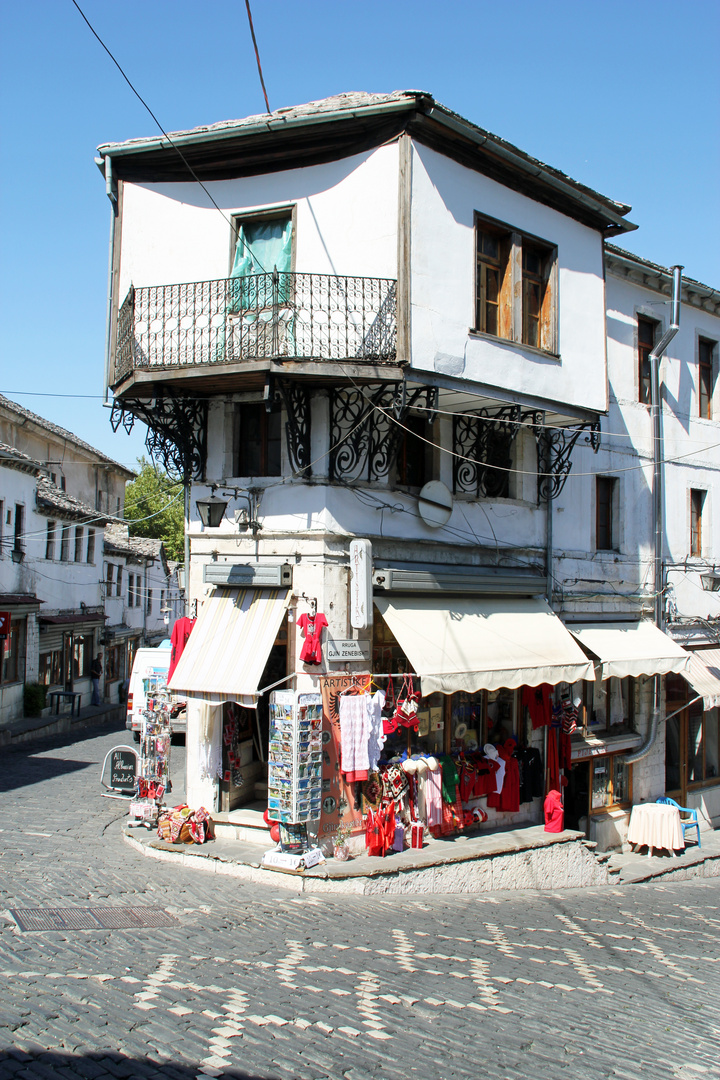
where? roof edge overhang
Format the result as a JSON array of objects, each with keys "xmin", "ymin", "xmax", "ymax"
[
  {"xmin": 605, "ymin": 244, "xmax": 720, "ymax": 314},
  {"xmin": 97, "ymin": 91, "xmax": 635, "ymax": 237}
]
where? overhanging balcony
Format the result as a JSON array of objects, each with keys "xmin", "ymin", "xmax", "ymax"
[{"xmin": 113, "ymin": 271, "xmax": 398, "ymax": 393}]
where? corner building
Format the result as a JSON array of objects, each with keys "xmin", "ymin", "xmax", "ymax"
[{"xmin": 98, "ymin": 92, "xmax": 713, "ymax": 854}]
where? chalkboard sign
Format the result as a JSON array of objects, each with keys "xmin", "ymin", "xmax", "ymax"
[{"xmin": 100, "ymin": 745, "xmax": 138, "ymax": 795}]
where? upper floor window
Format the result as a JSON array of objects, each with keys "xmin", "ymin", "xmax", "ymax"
[
  {"xmin": 395, "ymin": 415, "xmax": 433, "ymax": 489},
  {"xmin": 86, "ymin": 529, "xmax": 96, "ymax": 564},
  {"xmin": 596, "ymin": 476, "xmax": 617, "ymax": 551},
  {"xmin": 699, "ymin": 338, "xmax": 717, "ymax": 420},
  {"xmin": 236, "ymin": 402, "xmax": 282, "ymax": 477},
  {"xmin": 638, "ymin": 315, "xmax": 658, "ymax": 405},
  {"xmin": 690, "ymin": 489, "xmax": 705, "ymax": 556},
  {"xmin": 45, "ymin": 520, "xmax": 57, "ymax": 561},
  {"xmin": 60, "ymin": 525, "xmax": 70, "ymax": 562},
  {"xmin": 230, "ymin": 212, "xmax": 293, "ymax": 279},
  {"xmin": 475, "ymin": 216, "xmax": 557, "ymax": 353},
  {"xmin": 116, "ymin": 565, "xmax": 123, "ymax": 598},
  {"xmin": 74, "ymin": 526, "xmax": 84, "ymax": 563},
  {"xmin": 14, "ymin": 504, "xmax": 24, "ymax": 555}
]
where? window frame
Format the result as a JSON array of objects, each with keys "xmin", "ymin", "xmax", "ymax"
[
  {"xmin": 13, "ymin": 504, "xmax": 24, "ymax": 555},
  {"xmin": 235, "ymin": 401, "xmax": 283, "ymax": 478},
  {"xmin": 637, "ymin": 314, "xmax": 659, "ymax": 406},
  {"xmin": 699, "ymin": 337, "xmax": 717, "ymax": 421},
  {"xmin": 595, "ymin": 476, "xmax": 617, "ymax": 551},
  {"xmin": 229, "ymin": 205, "xmax": 296, "ymax": 276},
  {"xmin": 74, "ymin": 526, "xmax": 84, "ymax": 563},
  {"xmin": 86, "ymin": 529, "xmax": 96, "ymax": 564},
  {"xmin": 474, "ymin": 213, "xmax": 558, "ymax": 355},
  {"xmin": 60, "ymin": 525, "xmax": 70, "ymax": 563},
  {"xmin": 45, "ymin": 520, "xmax": 57, "ymax": 561},
  {"xmin": 1, "ymin": 618, "xmax": 25, "ymax": 685},
  {"xmin": 395, "ymin": 413, "xmax": 434, "ymax": 490},
  {"xmin": 690, "ymin": 488, "xmax": 705, "ymax": 557}
]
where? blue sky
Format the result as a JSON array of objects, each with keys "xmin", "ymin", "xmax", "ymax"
[{"xmin": 1, "ymin": 0, "xmax": 718, "ymax": 466}]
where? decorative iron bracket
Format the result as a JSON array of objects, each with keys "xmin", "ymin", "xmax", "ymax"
[
  {"xmin": 534, "ymin": 420, "xmax": 600, "ymax": 501},
  {"xmin": 330, "ymin": 383, "xmax": 437, "ymax": 483},
  {"xmin": 108, "ymin": 395, "xmax": 208, "ymax": 482},
  {"xmin": 453, "ymin": 405, "xmax": 536, "ymax": 499},
  {"xmin": 273, "ymin": 378, "xmax": 312, "ymax": 478}
]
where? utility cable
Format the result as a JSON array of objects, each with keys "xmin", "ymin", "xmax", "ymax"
[
  {"xmin": 244, "ymin": 0, "xmax": 271, "ymax": 114},
  {"xmin": 69, "ymin": 0, "xmax": 266, "ymax": 267}
]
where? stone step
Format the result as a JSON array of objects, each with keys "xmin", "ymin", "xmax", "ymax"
[{"xmin": 212, "ymin": 806, "xmax": 271, "ymax": 845}]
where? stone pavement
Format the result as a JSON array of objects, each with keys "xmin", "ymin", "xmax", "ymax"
[{"xmin": 1, "ymin": 723, "xmax": 719, "ymax": 1080}]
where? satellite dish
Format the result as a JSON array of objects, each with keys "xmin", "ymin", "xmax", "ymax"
[{"xmin": 418, "ymin": 480, "xmax": 453, "ymax": 528}]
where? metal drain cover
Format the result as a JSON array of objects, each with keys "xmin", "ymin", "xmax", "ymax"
[{"xmin": 9, "ymin": 906, "xmax": 177, "ymax": 932}]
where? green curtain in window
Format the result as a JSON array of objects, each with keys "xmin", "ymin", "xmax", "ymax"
[{"xmin": 229, "ymin": 218, "xmax": 292, "ymax": 312}]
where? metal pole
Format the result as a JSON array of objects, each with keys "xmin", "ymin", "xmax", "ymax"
[{"xmin": 184, "ymin": 481, "xmax": 191, "ymax": 617}]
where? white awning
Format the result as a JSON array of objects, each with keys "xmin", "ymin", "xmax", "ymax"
[
  {"xmin": 682, "ymin": 648, "xmax": 720, "ymax": 711},
  {"xmin": 168, "ymin": 587, "xmax": 289, "ymax": 706},
  {"xmin": 373, "ymin": 595, "xmax": 594, "ymax": 695},
  {"xmin": 567, "ymin": 621, "xmax": 690, "ymax": 681}
]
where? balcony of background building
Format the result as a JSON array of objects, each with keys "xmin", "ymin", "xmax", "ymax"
[{"xmin": 112, "ymin": 271, "xmax": 398, "ymax": 396}]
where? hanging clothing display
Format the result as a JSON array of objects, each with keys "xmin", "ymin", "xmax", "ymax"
[
  {"xmin": 168, "ymin": 616, "xmax": 196, "ymax": 681},
  {"xmin": 517, "ymin": 747, "xmax": 544, "ymax": 803},
  {"xmin": 298, "ymin": 612, "xmax": 328, "ymax": 665},
  {"xmin": 366, "ymin": 689, "xmax": 386, "ymax": 771},
  {"xmin": 339, "ymin": 692, "xmax": 370, "ymax": 782},
  {"xmin": 522, "ymin": 683, "xmax": 553, "ymax": 729}
]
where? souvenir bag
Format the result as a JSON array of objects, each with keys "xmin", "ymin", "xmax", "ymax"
[
  {"xmin": 394, "ymin": 674, "xmax": 420, "ymax": 729},
  {"xmin": 366, "ymin": 809, "xmax": 385, "ymax": 857},
  {"xmin": 382, "ymin": 678, "xmax": 398, "ymax": 735}
]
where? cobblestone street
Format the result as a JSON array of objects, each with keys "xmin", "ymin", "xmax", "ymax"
[{"xmin": 1, "ymin": 723, "xmax": 718, "ymax": 1080}]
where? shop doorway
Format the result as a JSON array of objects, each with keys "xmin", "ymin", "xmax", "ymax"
[
  {"xmin": 564, "ymin": 760, "xmax": 590, "ymax": 833},
  {"xmin": 665, "ymin": 672, "xmax": 719, "ymax": 804}
]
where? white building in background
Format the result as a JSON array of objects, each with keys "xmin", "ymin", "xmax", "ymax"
[
  {"xmin": 97, "ymin": 90, "xmax": 718, "ymax": 851},
  {"xmin": 0, "ymin": 444, "xmax": 113, "ymax": 723},
  {"xmin": 0, "ymin": 395, "xmax": 183, "ymax": 721}
]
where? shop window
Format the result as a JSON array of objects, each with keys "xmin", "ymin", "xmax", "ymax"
[
  {"xmin": 698, "ymin": 338, "xmax": 716, "ymax": 420},
  {"xmin": 590, "ymin": 753, "xmax": 631, "ymax": 811},
  {"xmin": 687, "ymin": 700, "xmax": 719, "ymax": 784},
  {"xmin": 45, "ymin": 520, "xmax": 57, "ymax": 560},
  {"xmin": 74, "ymin": 526, "xmax": 84, "ymax": 563},
  {"xmin": 690, "ymin": 488, "xmax": 705, "ymax": 556},
  {"xmin": 86, "ymin": 529, "xmax": 96, "ymax": 564},
  {"xmin": 638, "ymin": 315, "xmax": 658, "ymax": 405},
  {"xmin": 105, "ymin": 644, "xmax": 124, "ymax": 682},
  {"xmin": 38, "ymin": 649, "xmax": 63, "ymax": 687},
  {"xmin": 395, "ymin": 414, "xmax": 433, "ymax": 489},
  {"xmin": 72, "ymin": 635, "xmax": 92, "ymax": 680},
  {"xmin": 587, "ymin": 677, "xmax": 635, "ymax": 736},
  {"xmin": 595, "ymin": 476, "xmax": 617, "ymax": 551},
  {"xmin": 475, "ymin": 215, "xmax": 557, "ymax": 353},
  {"xmin": 236, "ymin": 402, "xmax": 282, "ymax": 477},
  {"xmin": 1, "ymin": 619, "xmax": 25, "ymax": 685}
]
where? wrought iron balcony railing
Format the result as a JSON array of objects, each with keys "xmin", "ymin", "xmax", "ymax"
[{"xmin": 114, "ymin": 271, "xmax": 397, "ymax": 383}]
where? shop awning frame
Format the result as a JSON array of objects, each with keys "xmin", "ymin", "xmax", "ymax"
[
  {"xmin": 681, "ymin": 648, "xmax": 720, "ymax": 711},
  {"xmin": 374, "ymin": 594, "xmax": 595, "ymax": 696},
  {"xmin": 168, "ymin": 586, "xmax": 290, "ymax": 706},
  {"xmin": 566, "ymin": 621, "xmax": 690, "ymax": 681}
]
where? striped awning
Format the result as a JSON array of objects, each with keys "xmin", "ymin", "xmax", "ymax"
[
  {"xmin": 682, "ymin": 649, "xmax": 720, "ymax": 711},
  {"xmin": 168, "ymin": 587, "xmax": 289, "ymax": 706}
]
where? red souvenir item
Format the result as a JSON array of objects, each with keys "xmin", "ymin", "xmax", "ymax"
[
  {"xmin": 544, "ymin": 789, "xmax": 564, "ymax": 833},
  {"xmin": 410, "ymin": 821, "xmax": 424, "ymax": 849},
  {"xmin": 394, "ymin": 674, "xmax": 420, "ymax": 729},
  {"xmin": 298, "ymin": 612, "xmax": 328, "ymax": 665}
]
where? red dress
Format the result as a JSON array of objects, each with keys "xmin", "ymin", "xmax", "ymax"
[
  {"xmin": 168, "ymin": 617, "xmax": 196, "ymax": 681},
  {"xmin": 298, "ymin": 612, "xmax": 328, "ymax": 665}
]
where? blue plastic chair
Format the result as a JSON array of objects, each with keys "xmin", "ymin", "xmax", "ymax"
[{"xmin": 656, "ymin": 796, "xmax": 701, "ymax": 848}]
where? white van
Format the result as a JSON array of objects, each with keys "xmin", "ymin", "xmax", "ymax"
[{"xmin": 125, "ymin": 641, "xmax": 186, "ymax": 740}]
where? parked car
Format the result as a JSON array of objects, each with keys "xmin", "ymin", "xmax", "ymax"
[{"xmin": 125, "ymin": 641, "xmax": 186, "ymax": 740}]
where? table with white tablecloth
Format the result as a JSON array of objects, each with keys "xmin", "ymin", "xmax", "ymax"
[{"xmin": 627, "ymin": 802, "xmax": 684, "ymax": 854}]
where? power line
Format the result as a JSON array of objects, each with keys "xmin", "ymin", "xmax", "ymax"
[
  {"xmin": 69, "ymin": 0, "xmax": 266, "ymax": 270},
  {"xmin": 244, "ymin": 0, "xmax": 271, "ymax": 114}
]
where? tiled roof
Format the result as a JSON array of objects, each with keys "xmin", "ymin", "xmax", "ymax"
[
  {"xmin": 36, "ymin": 476, "xmax": 118, "ymax": 525},
  {"xmin": 0, "ymin": 441, "xmax": 45, "ymax": 475},
  {"xmin": 0, "ymin": 394, "xmax": 135, "ymax": 477},
  {"xmin": 104, "ymin": 524, "xmax": 168, "ymax": 571}
]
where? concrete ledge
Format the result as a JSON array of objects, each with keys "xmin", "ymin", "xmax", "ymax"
[
  {"xmin": 122, "ymin": 822, "xmax": 610, "ymax": 895},
  {"xmin": 0, "ymin": 704, "xmax": 124, "ymax": 746}
]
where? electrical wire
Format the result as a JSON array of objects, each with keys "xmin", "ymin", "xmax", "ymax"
[
  {"xmin": 244, "ymin": 0, "xmax": 271, "ymax": 114},
  {"xmin": 69, "ymin": 0, "xmax": 266, "ymax": 268}
]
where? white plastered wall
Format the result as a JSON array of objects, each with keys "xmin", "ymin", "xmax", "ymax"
[{"xmin": 409, "ymin": 143, "xmax": 608, "ymax": 414}]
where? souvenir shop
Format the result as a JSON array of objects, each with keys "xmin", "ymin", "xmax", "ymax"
[{"xmin": 311, "ymin": 593, "xmax": 598, "ymax": 856}]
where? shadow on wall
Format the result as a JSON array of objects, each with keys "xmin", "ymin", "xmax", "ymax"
[{"xmin": 0, "ymin": 1050, "xmax": 279, "ymax": 1080}]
